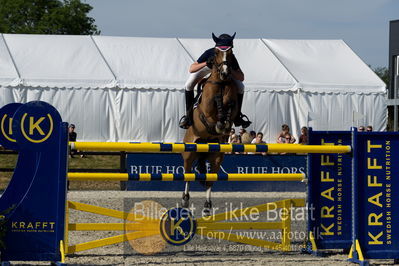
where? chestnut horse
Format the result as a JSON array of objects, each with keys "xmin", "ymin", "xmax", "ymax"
[{"xmin": 181, "ymin": 45, "xmax": 239, "ymax": 215}]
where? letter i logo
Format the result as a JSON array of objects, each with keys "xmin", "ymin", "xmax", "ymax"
[
  {"xmin": 0, "ymin": 103, "xmax": 23, "ymax": 147},
  {"xmin": 1, "ymin": 114, "xmax": 16, "ymax": 142}
]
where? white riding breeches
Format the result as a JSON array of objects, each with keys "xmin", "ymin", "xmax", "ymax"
[{"xmin": 184, "ymin": 66, "xmax": 244, "ymax": 94}]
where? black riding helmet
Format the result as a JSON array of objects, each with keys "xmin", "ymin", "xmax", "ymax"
[{"xmin": 212, "ymin": 32, "xmax": 236, "ymax": 47}]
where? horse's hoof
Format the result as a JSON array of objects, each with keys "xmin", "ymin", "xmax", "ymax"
[
  {"xmin": 182, "ymin": 193, "xmax": 190, "ymax": 208},
  {"xmin": 203, "ymin": 201, "xmax": 213, "ymax": 217},
  {"xmin": 203, "ymin": 208, "xmax": 211, "ymax": 217}
]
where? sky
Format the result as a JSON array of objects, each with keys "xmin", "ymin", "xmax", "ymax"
[{"xmin": 85, "ymin": 0, "xmax": 398, "ymax": 68}]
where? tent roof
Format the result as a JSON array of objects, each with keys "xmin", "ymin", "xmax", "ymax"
[
  {"xmin": 264, "ymin": 39, "xmax": 385, "ymax": 92},
  {"xmin": 0, "ymin": 34, "xmax": 386, "ymax": 93}
]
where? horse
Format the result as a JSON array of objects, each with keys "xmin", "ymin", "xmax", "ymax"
[{"xmin": 181, "ymin": 44, "xmax": 240, "ymax": 215}]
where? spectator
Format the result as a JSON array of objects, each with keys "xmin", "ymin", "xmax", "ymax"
[
  {"xmin": 251, "ymin": 132, "xmax": 266, "ymax": 144},
  {"xmin": 281, "ymin": 133, "xmax": 293, "ymax": 144},
  {"xmin": 67, "ymin": 124, "xmax": 78, "ymax": 191},
  {"xmin": 280, "ymin": 133, "xmax": 294, "ymax": 155},
  {"xmin": 69, "ymin": 124, "xmax": 85, "ymax": 158},
  {"xmin": 277, "ymin": 124, "xmax": 296, "ymax": 143},
  {"xmin": 228, "ymin": 128, "xmax": 240, "ymax": 154},
  {"xmin": 238, "ymin": 128, "xmax": 251, "ymax": 143},
  {"xmin": 68, "ymin": 124, "xmax": 77, "ymax": 141},
  {"xmin": 241, "ymin": 130, "xmax": 252, "ymax": 144},
  {"xmin": 68, "ymin": 124, "xmax": 77, "ymax": 158},
  {"xmin": 230, "ymin": 135, "xmax": 240, "ymax": 144},
  {"xmin": 251, "ymin": 132, "xmax": 267, "ymax": 155},
  {"xmin": 250, "ymin": 130, "xmax": 256, "ymax": 142},
  {"xmin": 238, "ymin": 128, "xmax": 246, "ymax": 143},
  {"xmin": 366, "ymin": 125, "xmax": 373, "ymax": 132},
  {"xmin": 228, "ymin": 128, "xmax": 237, "ymax": 143},
  {"xmin": 358, "ymin": 126, "xmax": 365, "ymax": 132},
  {"xmin": 239, "ymin": 128, "xmax": 252, "ymax": 154},
  {"xmin": 298, "ymin": 127, "xmax": 308, "ymax": 145}
]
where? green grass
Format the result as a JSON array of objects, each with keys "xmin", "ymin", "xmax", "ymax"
[
  {"xmin": 0, "ymin": 153, "xmax": 122, "ymax": 191},
  {"xmin": 68, "ymin": 154, "xmax": 120, "ymax": 169},
  {"xmin": 0, "ymin": 153, "xmax": 17, "ymax": 190}
]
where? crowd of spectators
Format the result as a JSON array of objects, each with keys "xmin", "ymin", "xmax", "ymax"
[
  {"xmin": 228, "ymin": 123, "xmax": 310, "ymax": 155},
  {"xmin": 227, "ymin": 123, "xmax": 374, "ymax": 155},
  {"xmin": 358, "ymin": 125, "xmax": 373, "ymax": 132}
]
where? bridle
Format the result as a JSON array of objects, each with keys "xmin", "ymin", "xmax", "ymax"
[{"xmin": 213, "ymin": 46, "xmax": 233, "ymax": 81}]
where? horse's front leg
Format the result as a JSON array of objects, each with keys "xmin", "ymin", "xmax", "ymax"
[
  {"xmin": 214, "ymin": 93, "xmax": 225, "ymax": 134},
  {"xmin": 203, "ymin": 152, "xmax": 224, "ymax": 216},
  {"xmin": 182, "ymin": 152, "xmax": 195, "ymax": 208},
  {"xmin": 223, "ymin": 101, "xmax": 235, "ymax": 133}
]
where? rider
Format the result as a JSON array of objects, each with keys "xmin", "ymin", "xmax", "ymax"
[{"xmin": 179, "ymin": 32, "xmax": 252, "ymax": 129}]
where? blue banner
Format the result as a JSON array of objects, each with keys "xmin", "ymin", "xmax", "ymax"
[
  {"xmin": 0, "ymin": 102, "xmax": 67, "ymax": 262},
  {"xmin": 307, "ymin": 129, "xmax": 352, "ymax": 250},
  {"xmin": 354, "ymin": 131, "xmax": 399, "ymax": 259},
  {"xmin": 126, "ymin": 153, "xmax": 306, "ymax": 192}
]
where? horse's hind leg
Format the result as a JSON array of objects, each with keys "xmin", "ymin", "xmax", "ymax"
[
  {"xmin": 203, "ymin": 182, "xmax": 213, "ymax": 216},
  {"xmin": 182, "ymin": 182, "xmax": 190, "ymax": 208},
  {"xmin": 194, "ymin": 156, "xmax": 213, "ymax": 216}
]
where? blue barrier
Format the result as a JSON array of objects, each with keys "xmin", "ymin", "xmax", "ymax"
[
  {"xmin": 306, "ymin": 130, "xmax": 352, "ymax": 251},
  {"xmin": 0, "ymin": 102, "xmax": 67, "ymax": 264},
  {"xmin": 126, "ymin": 153, "xmax": 306, "ymax": 192},
  {"xmin": 351, "ymin": 132, "xmax": 399, "ymax": 261},
  {"xmin": 0, "ymin": 101, "xmax": 399, "ymax": 265}
]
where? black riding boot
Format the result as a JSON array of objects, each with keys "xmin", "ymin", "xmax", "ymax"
[
  {"xmin": 234, "ymin": 93, "xmax": 252, "ymax": 128},
  {"xmin": 179, "ymin": 90, "xmax": 194, "ymax": 129}
]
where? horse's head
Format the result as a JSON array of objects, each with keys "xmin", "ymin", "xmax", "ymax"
[
  {"xmin": 212, "ymin": 33, "xmax": 236, "ymax": 81},
  {"xmin": 213, "ymin": 46, "xmax": 234, "ymax": 81}
]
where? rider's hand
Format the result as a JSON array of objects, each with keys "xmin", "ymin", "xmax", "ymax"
[{"xmin": 206, "ymin": 56, "xmax": 214, "ymax": 69}]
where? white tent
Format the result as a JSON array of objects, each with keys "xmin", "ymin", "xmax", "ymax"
[{"xmin": 0, "ymin": 34, "xmax": 386, "ymax": 143}]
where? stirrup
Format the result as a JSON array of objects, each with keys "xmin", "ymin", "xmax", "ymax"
[{"xmin": 179, "ymin": 115, "xmax": 191, "ymax": 129}]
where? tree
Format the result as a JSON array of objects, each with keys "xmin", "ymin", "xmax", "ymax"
[
  {"xmin": 0, "ymin": 0, "xmax": 100, "ymax": 35},
  {"xmin": 373, "ymin": 66, "xmax": 389, "ymax": 86}
]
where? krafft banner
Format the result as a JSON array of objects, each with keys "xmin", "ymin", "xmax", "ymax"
[
  {"xmin": 307, "ymin": 130, "xmax": 352, "ymax": 250},
  {"xmin": 126, "ymin": 153, "xmax": 306, "ymax": 192},
  {"xmin": 0, "ymin": 102, "xmax": 68, "ymax": 262},
  {"xmin": 353, "ymin": 131, "xmax": 399, "ymax": 259}
]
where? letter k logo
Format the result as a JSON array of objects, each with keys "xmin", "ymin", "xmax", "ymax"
[
  {"xmin": 29, "ymin": 117, "xmax": 45, "ymax": 135},
  {"xmin": 170, "ymin": 218, "xmax": 185, "ymax": 236}
]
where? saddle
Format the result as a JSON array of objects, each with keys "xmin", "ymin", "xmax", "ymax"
[{"xmin": 196, "ymin": 78, "xmax": 208, "ymax": 97}]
